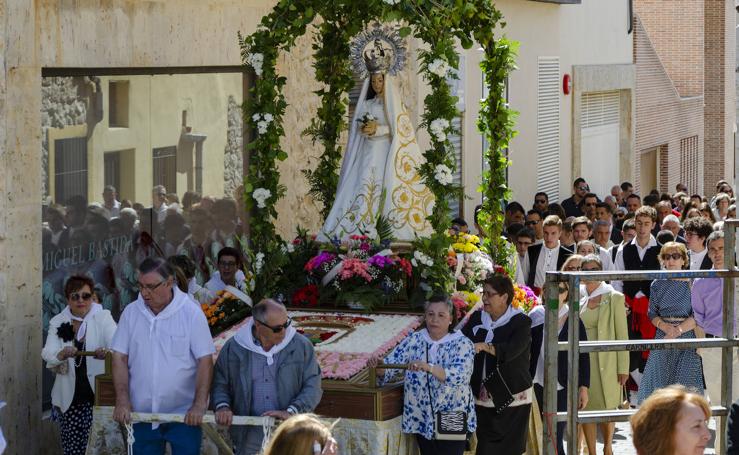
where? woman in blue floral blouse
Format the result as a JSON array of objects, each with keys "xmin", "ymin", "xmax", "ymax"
[{"xmin": 368, "ymin": 294, "xmax": 476, "ymax": 455}]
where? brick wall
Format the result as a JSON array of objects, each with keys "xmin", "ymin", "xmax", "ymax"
[{"xmin": 634, "ymin": 16, "xmax": 704, "ymax": 195}]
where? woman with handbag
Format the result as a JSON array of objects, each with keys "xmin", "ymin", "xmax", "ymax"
[
  {"xmin": 461, "ymin": 272, "xmax": 532, "ymax": 455},
  {"xmin": 41, "ymin": 275, "xmax": 117, "ymax": 455},
  {"xmin": 578, "ymin": 255, "xmax": 630, "ymax": 455},
  {"xmin": 367, "ymin": 294, "xmax": 476, "ymax": 455}
]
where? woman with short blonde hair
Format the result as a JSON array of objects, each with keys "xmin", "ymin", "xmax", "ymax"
[
  {"xmin": 262, "ymin": 414, "xmax": 337, "ymax": 455},
  {"xmin": 631, "ymin": 385, "xmax": 711, "ymax": 455}
]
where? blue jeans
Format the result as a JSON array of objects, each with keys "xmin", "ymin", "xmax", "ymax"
[{"xmin": 132, "ymin": 422, "xmax": 202, "ymax": 455}]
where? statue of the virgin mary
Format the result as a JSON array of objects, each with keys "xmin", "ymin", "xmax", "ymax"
[{"xmin": 319, "ymin": 25, "xmax": 434, "ymax": 241}]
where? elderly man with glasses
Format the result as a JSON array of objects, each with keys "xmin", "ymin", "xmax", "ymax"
[
  {"xmin": 212, "ymin": 299, "xmax": 322, "ymax": 455},
  {"xmin": 111, "ymin": 257, "xmax": 216, "ymax": 455}
]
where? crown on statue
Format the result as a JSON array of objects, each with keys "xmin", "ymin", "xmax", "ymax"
[
  {"xmin": 351, "ymin": 23, "xmax": 407, "ymax": 79},
  {"xmin": 363, "ymin": 40, "xmax": 393, "ymax": 74}
]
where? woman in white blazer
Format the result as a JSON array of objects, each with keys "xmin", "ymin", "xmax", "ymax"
[{"xmin": 41, "ymin": 275, "xmax": 117, "ymax": 455}]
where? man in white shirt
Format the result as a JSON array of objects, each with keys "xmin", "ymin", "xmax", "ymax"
[
  {"xmin": 111, "ymin": 257, "xmax": 215, "ymax": 454},
  {"xmin": 524, "ymin": 215, "xmax": 572, "ymax": 293},
  {"xmin": 205, "ymin": 247, "xmax": 249, "ymax": 293},
  {"xmin": 573, "ymin": 216, "xmax": 612, "ymax": 270},
  {"xmin": 683, "ymin": 216, "xmax": 713, "ymax": 270},
  {"xmin": 151, "ymin": 185, "xmax": 169, "ymax": 224},
  {"xmin": 102, "ymin": 185, "xmax": 121, "ymax": 219}
]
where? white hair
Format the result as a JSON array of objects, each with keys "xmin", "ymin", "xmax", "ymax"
[{"xmin": 662, "ymin": 214, "xmax": 680, "ymax": 225}]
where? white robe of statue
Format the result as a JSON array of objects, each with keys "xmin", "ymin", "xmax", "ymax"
[{"xmin": 319, "ymin": 74, "xmax": 434, "ymax": 241}]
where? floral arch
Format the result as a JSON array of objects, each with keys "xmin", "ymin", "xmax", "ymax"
[{"xmin": 239, "ymin": 0, "xmax": 518, "ymax": 299}]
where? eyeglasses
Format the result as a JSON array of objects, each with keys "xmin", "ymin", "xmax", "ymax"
[
  {"xmin": 578, "ymin": 186, "xmax": 589, "ymax": 191},
  {"xmin": 70, "ymin": 292, "xmax": 93, "ymax": 301},
  {"xmin": 525, "ymin": 220, "xmax": 539, "ymax": 226},
  {"xmin": 661, "ymin": 253, "xmax": 683, "ymax": 261},
  {"xmin": 684, "ymin": 232, "xmax": 699, "ymax": 238},
  {"xmin": 256, "ymin": 317, "xmax": 292, "ymax": 334},
  {"xmin": 138, "ymin": 279, "xmax": 168, "ymax": 293},
  {"xmin": 482, "ymin": 290, "xmax": 500, "ymax": 298}
]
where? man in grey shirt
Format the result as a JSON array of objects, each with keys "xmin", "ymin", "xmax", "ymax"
[{"xmin": 212, "ymin": 299, "xmax": 322, "ymax": 454}]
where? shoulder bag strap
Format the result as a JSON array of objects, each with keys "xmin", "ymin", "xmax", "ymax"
[{"xmin": 425, "ymin": 343, "xmax": 436, "ymax": 415}]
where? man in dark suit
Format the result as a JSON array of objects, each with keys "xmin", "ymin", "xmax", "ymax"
[
  {"xmin": 684, "ymin": 216, "xmax": 714, "ymax": 270},
  {"xmin": 524, "ymin": 215, "xmax": 572, "ymax": 294}
]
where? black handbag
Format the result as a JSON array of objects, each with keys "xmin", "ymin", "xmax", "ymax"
[
  {"xmin": 425, "ymin": 344, "xmax": 468, "ymax": 440},
  {"xmin": 482, "ymin": 357, "xmax": 515, "ymax": 414}
]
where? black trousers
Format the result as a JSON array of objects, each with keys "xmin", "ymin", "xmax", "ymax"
[
  {"xmin": 415, "ymin": 433, "xmax": 466, "ymax": 455},
  {"xmin": 534, "ymin": 384, "xmax": 567, "ymax": 455}
]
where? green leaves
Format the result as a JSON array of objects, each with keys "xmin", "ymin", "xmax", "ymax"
[{"xmin": 239, "ymin": 0, "xmax": 516, "ymax": 273}]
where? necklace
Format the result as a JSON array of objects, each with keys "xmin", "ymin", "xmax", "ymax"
[{"xmin": 73, "ymin": 339, "xmax": 86, "ymax": 368}]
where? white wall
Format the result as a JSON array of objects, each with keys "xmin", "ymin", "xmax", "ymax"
[{"xmin": 462, "ymin": 0, "xmax": 633, "ymax": 218}]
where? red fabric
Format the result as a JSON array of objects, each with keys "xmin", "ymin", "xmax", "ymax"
[{"xmin": 625, "ymin": 295, "xmax": 656, "ymax": 360}]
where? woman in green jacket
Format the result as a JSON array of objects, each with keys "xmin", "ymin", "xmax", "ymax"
[{"xmin": 579, "ymin": 255, "xmax": 630, "ymax": 455}]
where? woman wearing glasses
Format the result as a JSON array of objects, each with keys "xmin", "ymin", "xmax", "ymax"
[
  {"xmin": 462, "ymin": 272, "xmax": 532, "ymax": 454},
  {"xmin": 41, "ymin": 275, "xmax": 117, "ymax": 455},
  {"xmin": 637, "ymin": 242, "xmax": 704, "ymax": 404},
  {"xmin": 578, "ymin": 255, "xmax": 629, "ymax": 455}
]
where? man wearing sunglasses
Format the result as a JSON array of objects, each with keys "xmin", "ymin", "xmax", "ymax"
[
  {"xmin": 561, "ymin": 177, "xmax": 589, "ymax": 218},
  {"xmin": 212, "ymin": 299, "xmax": 322, "ymax": 455},
  {"xmin": 111, "ymin": 257, "xmax": 216, "ymax": 454}
]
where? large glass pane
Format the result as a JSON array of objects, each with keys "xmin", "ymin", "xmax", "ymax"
[{"xmin": 41, "ymin": 71, "xmax": 245, "ymax": 409}]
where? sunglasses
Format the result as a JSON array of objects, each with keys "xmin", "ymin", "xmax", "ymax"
[
  {"xmin": 70, "ymin": 292, "xmax": 93, "ymax": 301},
  {"xmin": 256, "ymin": 317, "xmax": 292, "ymax": 333},
  {"xmin": 525, "ymin": 220, "xmax": 539, "ymax": 226},
  {"xmin": 584, "ymin": 202, "xmax": 597, "ymax": 207},
  {"xmin": 578, "ymin": 186, "xmax": 589, "ymax": 191},
  {"xmin": 661, "ymin": 253, "xmax": 683, "ymax": 261}
]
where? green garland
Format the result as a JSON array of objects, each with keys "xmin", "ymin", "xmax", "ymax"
[{"xmin": 239, "ymin": 0, "xmax": 516, "ymax": 287}]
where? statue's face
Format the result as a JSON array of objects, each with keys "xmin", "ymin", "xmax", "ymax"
[{"xmin": 371, "ymin": 73, "xmax": 384, "ymax": 96}]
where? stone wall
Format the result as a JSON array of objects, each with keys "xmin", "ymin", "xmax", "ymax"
[
  {"xmin": 40, "ymin": 77, "xmax": 93, "ymax": 200},
  {"xmin": 223, "ymin": 95, "xmax": 244, "ymax": 198}
]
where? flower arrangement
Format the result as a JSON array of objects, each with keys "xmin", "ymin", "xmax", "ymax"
[
  {"xmin": 511, "ymin": 283, "xmax": 539, "ymax": 313},
  {"xmin": 303, "ymin": 235, "xmax": 412, "ymax": 311},
  {"xmin": 291, "ymin": 284, "xmax": 319, "ymax": 307},
  {"xmin": 201, "ymin": 290, "xmax": 252, "ymax": 336},
  {"xmin": 451, "ymin": 290, "xmax": 481, "ymax": 321},
  {"xmin": 357, "ymin": 112, "xmax": 376, "ymax": 127},
  {"xmin": 450, "ymin": 232, "xmax": 481, "ymax": 254}
]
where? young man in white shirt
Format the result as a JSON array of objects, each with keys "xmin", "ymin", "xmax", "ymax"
[
  {"xmin": 525, "ymin": 215, "xmax": 572, "ymax": 294},
  {"xmin": 613, "ymin": 206, "xmax": 661, "ymax": 383},
  {"xmin": 112, "ymin": 257, "xmax": 215, "ymax": 454}
]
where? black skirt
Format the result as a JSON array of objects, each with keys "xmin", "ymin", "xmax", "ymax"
[{"xmin": 475, "ymin": 404, "xmax": 531, "ymax": 455}]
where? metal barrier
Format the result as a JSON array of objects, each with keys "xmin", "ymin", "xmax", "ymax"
[{"xmin": 541, "ymin": 219, "xmax": 739, "ymax": 455}]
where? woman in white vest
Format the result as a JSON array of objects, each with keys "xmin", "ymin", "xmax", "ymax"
[{"xmin": 41, "ymin": 275, "xmax": 117, "ymax": 455}]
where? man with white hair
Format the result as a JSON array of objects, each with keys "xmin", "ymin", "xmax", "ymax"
[{"xmin": 659, "ymin": 215, "xmax": 684, "ymax": 243}]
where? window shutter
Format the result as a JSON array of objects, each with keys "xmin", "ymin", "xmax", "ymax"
[{"xmin": 537, "ymin": 57, "xmax": 560, "ymax": 202}]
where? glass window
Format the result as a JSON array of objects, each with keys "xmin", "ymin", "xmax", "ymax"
[{"xmin": 41, "ymin": 70, "xmax": 247, "ymax": 409}]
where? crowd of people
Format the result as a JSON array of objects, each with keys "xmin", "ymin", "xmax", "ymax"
[
  {"xmin": 38, "ymin": 177, "xmax": 739, "ymax": 455},
  {"xmin": 490, "ymin": 177, "xmax": 738, "ymax": 454}
]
